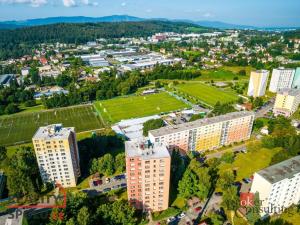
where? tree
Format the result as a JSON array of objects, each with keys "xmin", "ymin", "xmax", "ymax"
[
  {"xmin": 246, "ymin": 192, "xmax": 261, "ymax": 225},
  {"xmin": 189, "ymin": 113, "xmax": 204, "ymax": 122},
  {"xmin": 237, "ymin": 97, "xmax": 244, "ymax": 104},
  {"xmin": 115, "ymin": 153, "xmax": 125, "ymax": 174},
  {"xmin": 91, "ymin": 154, "xmax": 115, "ymax": 177},
  {"xmin": 178, "ymin": 169, "xmax": 198, "ymax": 199},
  {"xmin": 217, "ymin": 170, "xmax": 235, "ymax": 190},
  {"xmin": 77, "ymin": 206, "xmax": 90, "ymax": 225},
  {"xmin": 6, "ymin": 147, "xmax": 42, "ymax": 200},
  {"xmin": 66, "ymin": 218, "xmax": 76, "ymax": 225},
  {"xmin": 222, "ymin": 186, "xmax": 240, "ymax": 211},
  {"xmin": 56, "ymin": 74, "xmax": 72, "ymax": 87},
  {"xmin": 211, "ymin": 102, "xmax": 235, "ymax": 116},
  {"xmin": 0, "ymin": 146, "xmax": 7, "ymax": 161},
  {"xmin": 254, "ymin": 119, "xmax": 264, "ymax": 130},
  {"xmin": 143, "ymin": 118, "xmax": 164, "ymax": 136},
  {"xmin": 210, "ymin": 213, "xmax": 225, "ymax": 225},
  {"xmin": 29, "ymin": 67, "xmax": 40, "ymax": 84},
  {"xmin": 66, "ymin": 192, "xmax": 88, "ymax": 217},
  {"xmin": 220, "ymin": 152, "xmax": 235, "ymax": 164},
  {"xmin": 96, "ymin": 200, "xmax": 137, "ymax": 225},
  {"xmin": 5, "ymin": 103, "xmax": 20, "ymax": 114}
]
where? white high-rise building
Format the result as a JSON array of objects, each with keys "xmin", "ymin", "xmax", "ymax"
[
  {"xmin": 32, "ymin": 124, "xmax": 81, "ymax": 188},
  {"xmin": 269, "ymin": 68, "xmax": 295, "ymax": 93},
  {"xmin": 247, "ymin": 70, "xmax": 269, "ymax": 97},
  {"xmin": 250, "ymin": 156, "xmax": 300, "ymax": 216}
]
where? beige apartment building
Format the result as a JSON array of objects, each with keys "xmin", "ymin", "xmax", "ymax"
[
  {"xmin": 247, "ymin": 70, "xmax": 269, "ymax": 97},
  {"xmin": 32, "ymin": 124, "xmax": 81, "ymax": 188},
  {"xmin": 273, "ymin": 88, "xmax": 300, "ymax": 117},
  {"xmin": 149, "ymin": 111, "xmax": 254, "ymax": 152},
  {"xmin": 125, "ymin": 140, "xmax": 171, "ymax": 212}
]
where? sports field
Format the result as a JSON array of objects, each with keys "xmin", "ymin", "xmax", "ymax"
[
  {"xmin": 175, "ymin": 82, "xmax": 239, "ymax": 106},
  {"xmin": 94, "ymin": 92, "xmax": 188, "ymax": 123},
  {"xmin": 0, "ymin": 105, "xmax": 105, "ymax": 146}
]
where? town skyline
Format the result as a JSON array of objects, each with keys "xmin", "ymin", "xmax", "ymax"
[{"xmin": 0, "ymin": 0, "xmax": 300, "ymax": 27}]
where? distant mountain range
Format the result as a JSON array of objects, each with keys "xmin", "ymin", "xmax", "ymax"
[{"xmin": 0, "ymin": 15, "xmax": 299, "ymax": 30}]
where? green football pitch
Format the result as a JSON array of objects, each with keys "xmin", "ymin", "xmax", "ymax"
[
  {"xmin": 175, "ymin": 82, "xmax": 239, "ymax": 106},
  {"xmin": 94, "ymin": 92, "xmax": 188, "ymax": 123},
  {"xmin": 0, "ymin": 105, "xmax": 104, "ymax": 146}
]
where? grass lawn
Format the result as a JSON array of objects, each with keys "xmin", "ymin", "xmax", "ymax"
[
  {"xmin": 175, "ymin": 82, "xmax": 239, "ymax": 106},
  {"xmin": 219, "ymin": 144, "xmax": 282, "ymax": 181},
  {"xmin": 94, "ymin": 92, "xmax": 188, "ymax": 123},
  {"xmin": 171, "ymin": 197, "xmax": 187, "ymax": 209},
  {"xmin": 0, "ymin": 105, "xmax": 105, "ymax": 146},
  {"xmin": 194, "ymin": 67, "xmax": 251, "ymax": 82},
  {"xmin": 274, "ymin": 206, "xmax": 300, "ymax": 224}
]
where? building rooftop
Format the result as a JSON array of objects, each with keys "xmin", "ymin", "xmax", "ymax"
[
  {"xmin": 33, "ymin": 124, "xmax": 74, "ymax": 140},
  {"xmin": 277, "ymin": 88, "xmax": 300, "ymax": 96},
  {"xmin": 257, "ymin": 155, "xmax": 300, "ymax": 184},
  {"xmin": 149, "ymin": 111, "xmax": 255, "ymax": 137},
  {"xmin": 125, "ymin": 140, "xmax": 170, "ymax": 160}
]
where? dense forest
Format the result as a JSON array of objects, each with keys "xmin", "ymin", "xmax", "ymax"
[{"xmin": 0, "ymin": 21, "xmax": 208, "ymax": 60}]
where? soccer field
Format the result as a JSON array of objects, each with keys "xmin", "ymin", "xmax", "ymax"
[
  {"xmin": 175, "ymin": 82, "xmax": 239, "ymax": 106},
  {"xmin": 0, "ymin": 105, "xmax": 105, "ymax": 146},
  {"xmin": 94, "ymin": 92, "xmax": 188, "ymax": 123}
]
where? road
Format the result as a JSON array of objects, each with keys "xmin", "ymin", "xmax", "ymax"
[
  {"xmin": 82, "ymin": 177, "xmax": 127, "ymax": 197},
  {"xmin": 254, "ymin": 99, "xmax": 274, "ymax": 118},
  {"xmin": 205, "ymin": 144, "xmax": 247, "ymax": 159}
]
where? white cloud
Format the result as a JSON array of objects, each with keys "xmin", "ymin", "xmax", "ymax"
[
  {"xmin": 121, "ymin": 2, "xmax": 126, "ymax": 7},
  {"xmin": 203, "ymin": 12, "xmax": 214, "ymax": 18},
  {"xmin": 62, "ymin": 0, "xmax": 75, "ymax": 7},
  {"xmin": 0, "ymin": 0, "xmax": 47, "ymax": 7}
]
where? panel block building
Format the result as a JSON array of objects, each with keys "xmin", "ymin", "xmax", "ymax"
[
  {"xmin": 32, "ymin": 124, "xmax": 81, "ymax": 188},
  {"xmin": 250, "ymin": 155, "xmax": 300, "ymax": 216},
  {"xmin": 125, "ymin": 140, "xmax": 171, "ymax": 212},
  {"xmin": 247, "ymin": 70, "xmax": 269, "ymax": 97},
  {"xmin": 273, "ymin": 88, "xmax": 300, "ymax": 117},
  {"xmin": 269, "ymin": 68, "xmax": 295, "ymax": 93},
  {"xmin": 149, "ymin": 111, "xmax": 254, "ymax": 152},
  {"xmin": 292, "ymin": 67, "xmax": 300, "ymax": 89}
]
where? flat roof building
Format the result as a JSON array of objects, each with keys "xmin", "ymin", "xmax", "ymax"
[
  {"xmin": 247, "ymin": 70, "xmax": 269, "ymax": 97},
  {"xmin": 269, "ymin": 68, "xmax": 295, "ymax": 93},
  {"xmin": 149, "ymin": 111, "xmax": 254, "ymax": 152},
  {"xmin": 125, "ymin": 140, "xmax": 171, "ymax": 212},
  {"xmin": 250, "ymin": 156, "xmax": 300, "ymax": 216},
  {"xmin": 32, "ymin": 124, "xmax": 80, "ymax": 188},
  {"xmin": 273, "ymin": 88, "xmax": 300, "ymax": 117}
]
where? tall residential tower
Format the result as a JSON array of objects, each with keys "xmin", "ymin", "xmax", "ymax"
[
  {"xmin": 269, "ymin": 68, "xmax": 295, "ymax": 93},
  {"xmin": 247, "ymin": 70, "xmax": 269, "ymax": 97},
  {"xmin": 32, "ymin": 124, "xmax": 81, "ymax": 188},
  {"xmin": 125, "ymin": 140, "xmax": 171, "ymax": 212}
]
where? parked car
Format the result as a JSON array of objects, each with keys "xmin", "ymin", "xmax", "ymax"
[
  {"xmin": 194, "ymin": 206, "xmax": 202, "ymax": 212},
  {"xmin": 120, "ymin": 183, "xmax": 127, "ymax": 187},
  {"xmin": 243, "ymin": 178, "xmax": 251, "ymax": 183},
  {"xmin": 177, "ymin": 212, "xmax": 186, "ymax": 219},
  {"xmin": 215, "ymin": 192, "xmax": 223, "ymax": 196},
  {"xmin": 103, "ymin": 188, "xmax": 111, "ymax": 192},
  {"xmin": 105, "ymin": 177, "xmax": 110, "ymax": 183},
  {"xmin": 112, "ymin": 185, "xmax": 120, "ymax": 189},
  {"xmin": 167, "ymin": 216, "xmax": 176, "ymax": 223}
]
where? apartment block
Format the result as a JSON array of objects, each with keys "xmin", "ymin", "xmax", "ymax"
[
  {"xmin": 273, "ymin": 88, "xmax": 300, "ymax": 117},
  {"xmin": 32, "ymin": 124, "xmax": 81, "ymax": 188},
  {"xmin": 125, "ymin": 140, "xmax": 171, "ymax": 212},
  {"xmin": 292, "ymin": 67, "xmax": 300, "ymax": 89},
  {"xmin": 247, "ymin": 70, "xmax": 269, "ymax": 97},
  {"xmin": 269, "ymin": 68, "xmax": 295, "ymax": 93},
  {"xmin": 250, "ymin": 156, "xmax": 300, "ymax": 216},
  {"xmin": 149, "ymin": 111, "xmax": 254, "ymax": 152}
]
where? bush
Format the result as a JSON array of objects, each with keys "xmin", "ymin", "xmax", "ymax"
[
  {"xmin": 152, "ymin": 207, "xmax": 180, "ymax": 221},
  {"xmin": 24, "ymin": 100, "xmax": 37, "ymax": 107},
  {"xmin": 5, "ymin": 103, "xmax": 19, "ymax": 114}
]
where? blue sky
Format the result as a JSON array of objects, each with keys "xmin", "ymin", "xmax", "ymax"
[{"xmin": 0, "ymin": 0, "xmax": 300, "ymax": 27}]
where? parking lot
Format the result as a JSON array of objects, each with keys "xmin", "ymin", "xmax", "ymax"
[{"xmin": 82, "ymin": 174, "xmax": 127, "ymax": 196}]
